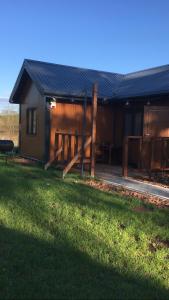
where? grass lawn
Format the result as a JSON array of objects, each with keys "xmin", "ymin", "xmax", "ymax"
[{"xmin": 0, "ymin": 159, "xmax": 168, "ymax": 299}]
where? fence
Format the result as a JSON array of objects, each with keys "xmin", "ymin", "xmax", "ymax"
[{"xmin": 122, "ymin": 136, "xmax": 169, "ymax": 177}]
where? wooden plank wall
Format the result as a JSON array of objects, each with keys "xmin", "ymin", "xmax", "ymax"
[
  {"xmin": 50, "ymin": 102, "xmax": 113, "ymax": 162},
  {"xmin": 20, "ymin": 82, "xmax": 46, "ymax": 161},
  {"xmin": 124, "ymin": 105, "xmax": 169, "ymax": 170}
]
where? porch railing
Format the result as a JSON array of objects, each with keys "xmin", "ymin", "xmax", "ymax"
[
  {"xmin": 122, "ymin": 136, "xmax": 169, "ymax": 177},
  {"xmin": 45, "ymin": 131, "xmax": 92, "ymax": 178}
]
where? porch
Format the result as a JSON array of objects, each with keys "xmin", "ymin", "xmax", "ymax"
[
  {"xmin": 44, "ymin": 126, "xmax": 169, "ymax": 200},
  {"xmin": 45, "ymin": 84, "xmax": 169, "ymax": 191}
]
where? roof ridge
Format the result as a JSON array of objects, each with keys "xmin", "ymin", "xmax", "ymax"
[{"xmin": 24, "ymin": 58, "xmax": 124, "ymax": 77}]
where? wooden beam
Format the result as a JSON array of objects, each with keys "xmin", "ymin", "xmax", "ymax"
[
  {"xmin": 44, "ymin": 146, "xmax": 63, "ymax": 170},
  {"xmin": 90, "ymin": 83, "xmax": 98, "ymax": 177},
  {"xmin": 63, "ymin": 136, "xmax": 92, "ymax": 178},
  {"xmin": 81, "ymin": 96, "xmax": 87, "ymax": 177},
  {"xmin": 122, "ymin": 136, "xmax": 128, "ymax": 177},
  {"xmin": 149, "ymin": 137, "xmax": 154, "ymax": 179},
  {"xmin": 138, "ymin": 137, "xmax": 142, "ymax": 169}
]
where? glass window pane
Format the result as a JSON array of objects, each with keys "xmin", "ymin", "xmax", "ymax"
[
  {"xmin": 27, "ymin": 109, "xmax": 37, "ymax": 135},
  {"xmin": 32, "ymin": 110, "xmax": 37, "ymax": 134}
]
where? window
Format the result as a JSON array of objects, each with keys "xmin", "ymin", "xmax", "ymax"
[{"xmin": 27, "ymin": 108, "xmax": 37, "ymax": 135}]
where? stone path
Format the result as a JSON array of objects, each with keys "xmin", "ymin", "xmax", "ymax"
[{"xmin": 96, "ymin": 168, "xmax": 169, "ymax": 200}]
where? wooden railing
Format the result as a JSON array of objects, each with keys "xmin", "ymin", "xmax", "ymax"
[
  {"xmin": 62, "ymin": 135, "xmax": 92, "ymax": 178},
  {"xmin": 55, "ymin": 131, "xmax": 91, "ymax": 162},
  {"xmin": 122, "ymin": 136, "xmax": 169, "ymax": 177},
  {"xmin": 44, "ymin": 131, "xmax": 92, "ymax": 177}
]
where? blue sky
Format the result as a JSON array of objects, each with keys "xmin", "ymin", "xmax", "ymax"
[{"xmin": 0, "ymin": 0, "xmax": 169, "ymax": 98}]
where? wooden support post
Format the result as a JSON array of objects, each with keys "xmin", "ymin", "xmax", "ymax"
[
  {"xmin": 61, "ymin": 134, "xmax": 65, "ymax": 162},
  {"xmin": 90, "ymin": 83, "xmax": 98, "ymax": 177},
  {"xmin": 149, "ymin": 138, "xmax": 154, "ymax": 179},
  {"xmin": 163, "ymin": 139, "xmax": 167, "ymax": 170},
  {"xmin": 138, "ymin": 137, "xmax": 142, "ymax": 169},
  {"xmin": 44, "ymin": 146, "xmax": 63, "ymax": 170},
  {"xmin": 81, "ymin": 95, "xmax": 87, "ymax": 177},
  {"xmin": 122, "ymin": 136, "xmax": 129, "ymax": 177}
]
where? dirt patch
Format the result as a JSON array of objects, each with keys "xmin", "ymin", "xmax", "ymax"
[
  {"xmin": 119, "ymin": 223, "xmax": 126, "ymax": 230},
  {"xmin": 156, "ymin": 237, "xmax": 169, "ymax": 249},
  {"xmin": 149, "ymin": 243, "xmax": 157, "ymax": 253},
  {"xmin": 133, "ymin": 206, "xmax": 153, "ymax": 213},
  {"xmin": 149, "ymin": 238, "xmax": 169, "ymax": 252},
  {"xmin": 12, "ymin": 157, "xmax": 38, "ymax": 166},
  {"xmin": 134, "ymin": 173, "xmax": 169, "ymax": 189},
  {"xmin": 85, "ymin": 179, "xmax": 169, "ymax": 209}
]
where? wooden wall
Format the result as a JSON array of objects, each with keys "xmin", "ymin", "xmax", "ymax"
[
  {"xmin": 113, "ymin": 106, "xmax": 124, "ymax": 148},
  {"xmin": 49, "ymin": 101, "xmax": 113, "ymax": 161},
  {"xmin": 19, "ymin": 87, "xmax": 169, "ymax": 168},
  {"xmin": 20, "ymin": 82, "xmax": 45, "ymax": 161},
  {"xmin": 113, "ymin": 101, "xmax": 169, "ymax": 167}
]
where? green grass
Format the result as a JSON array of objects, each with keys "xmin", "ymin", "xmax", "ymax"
[{"xmin": 0, "ymin": 159, "xmax": 168, "ymax": 300}]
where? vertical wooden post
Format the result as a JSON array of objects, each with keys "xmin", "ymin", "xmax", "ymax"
[
  {"xmin": 122, "ymin": 136, "xmax": 128, "ymax": 177},
  {"xmin": 81, "ymin": 95, "xmax": 87, "ymax": 177},
  {"xmin": 163, "ymin": 139, "xmax": 167, "ymax": 170},
  {"xmin": 138, "ymin": 137, "xmax": 142, "ymax": 169},
  {"xmin": 90, "ymin": 83, "xmax": 98, "ymax": 177},
  {"xmin": 149, "ymin": 137, "xmax": 154, "ymax": 179}
]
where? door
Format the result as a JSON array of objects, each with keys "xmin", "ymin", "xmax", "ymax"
[
  {"xmin": 144, "ymin": 106, "xmax": 169, "ymax": 137},
  {"xmin": 143, "ymin": 106, "xmax": 169, "ymax": 170},
  {"xmin": 124, "ymin": 109, "xmax": 143, "ymax": 166}
]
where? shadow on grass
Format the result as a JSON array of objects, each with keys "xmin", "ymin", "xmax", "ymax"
[
  {"xmin": 0, "ymin": 162, "xmax": 169, "ymax": 299},
  {"xmin": 0, "ymin": 161, "xmax": 168, "ymax": 236},
  {"xmin": 0, "ymin": 224, "xmax": 168, "ymax": 300},
  {"xmin": 57, "ymin": 180, "xmax": 169, "ymax": 231}
]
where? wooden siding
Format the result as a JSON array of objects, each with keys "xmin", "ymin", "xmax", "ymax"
[
  {"xmin": 49, "ymin": 102, "xmax": 113, "ymax": 161},
  {"xmin": 18, "ymin": 86, "xmax": 169, "ymax": 168},
  {"xmin": 20, "ymin": 82, "xmax": 45, "ymax": 160}
]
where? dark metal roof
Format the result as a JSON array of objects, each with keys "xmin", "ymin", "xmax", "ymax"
[
  {"xmin": 10, "ymin": 59, "xmax": 123, "ymax": 103},
  {"xmin": 10, "ymin": 59, "xmax": 169, "ymax": 103},
  {"xmin": 115, "ymin": 64, "xmax": 169, "ymax": 99}
]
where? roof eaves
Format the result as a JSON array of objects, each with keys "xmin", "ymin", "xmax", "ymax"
[
  {"xmin": 44, "ymin": 92, "xmax": 107, "ymax": 103},
  {"xmin": 9, "ymin": 62, "xmax": 25, "ymax": 103},
  {"xmin": 115, "ymin": 88, "xmax": 169, "ymax": 100}
]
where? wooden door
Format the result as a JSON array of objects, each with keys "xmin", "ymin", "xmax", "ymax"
[
  {"xmin": 144, "ymin": 106, "xmax": 169, "ymax": 137},
  {"xmin": 143, "ymin": 106, "xmax": 169, "ymax": 170}
]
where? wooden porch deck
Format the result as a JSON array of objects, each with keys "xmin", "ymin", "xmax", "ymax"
[{"xmin": 96, "ymin": 164, "xmax": 148, "ymax": 178}]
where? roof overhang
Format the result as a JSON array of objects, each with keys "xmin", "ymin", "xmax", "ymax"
[
  {"xmin": 9, "ymin": 61, "xmax": 44, "ymax": 104},
  {"xmin": 9, "ymin": 59, "xmax": 169, "ymax": 105}
]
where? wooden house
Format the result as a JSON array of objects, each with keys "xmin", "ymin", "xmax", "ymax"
[{"xmin": 9, "ymin": 59, "xmax": 169, "ymax": 177}]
